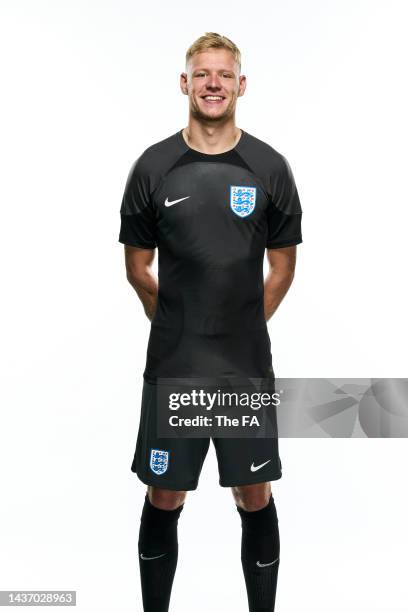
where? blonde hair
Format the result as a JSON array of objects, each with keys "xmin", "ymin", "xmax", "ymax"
[{"xmin": 185, "ymin": 32, "xmax": 241, "ymax": 74}]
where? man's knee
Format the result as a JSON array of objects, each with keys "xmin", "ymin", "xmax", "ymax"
[
  {"xmin": 147, "ymin": 486, "xmax": 187, "ymax": 510},
  {"xmin": 232, "ymin": 482, "xmax": 272, "ymax": 511}
]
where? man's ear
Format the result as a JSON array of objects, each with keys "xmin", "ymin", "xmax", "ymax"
[
  {"xmin": 238, "ymin": 74, "xmax": 247, "ymax": 97},
  {"xmin": 180, "ymin": 72, "xmax": 188, "ymax": 95}
]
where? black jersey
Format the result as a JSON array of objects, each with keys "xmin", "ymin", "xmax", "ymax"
[{"xmin": 119, "ymin": 129, "xmax": 302, "ymax": 384}]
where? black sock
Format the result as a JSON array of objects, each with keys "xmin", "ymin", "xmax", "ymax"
[
  {"xmin": 138, "ymin": 494, "xmax": 184, "ymax": 612},
  {"xmin": 237, "ymin": 495, "xmax": 280, "ymax": 612}
]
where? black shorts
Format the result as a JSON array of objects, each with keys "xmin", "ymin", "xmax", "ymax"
[{"xmin": 131, "ymin": 381, "xmax": 282, "ymax": 490}]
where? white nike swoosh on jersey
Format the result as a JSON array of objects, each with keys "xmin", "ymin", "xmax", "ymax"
[
  {"xmin": 250, "ymin": 459, "xmax": 271, "ymax": 472},
  {"xmin": 164, "ymin": 196, "xmax": 191, "ymax": 207},
  {"xmin": 140, "ymin": 553, "xmax": 166, "ymax": 561},
  {"xmin": 256, "ymin": 557, "xmax": 279, "ymax": 568}
]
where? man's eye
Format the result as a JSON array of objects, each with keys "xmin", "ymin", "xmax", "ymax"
[{"xmin": 194, "ymin": 73, "xmax": 232, "ymax": 78}]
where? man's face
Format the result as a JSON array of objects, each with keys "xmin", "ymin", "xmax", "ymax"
[{"xmin": 181, "ymin": 49, "xmax": 246, "ymax": 123}]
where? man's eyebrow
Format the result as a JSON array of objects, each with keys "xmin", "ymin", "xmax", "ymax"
[{"xmin": 192, "ymin": 68, "xmax": 236, "ymax": 74}]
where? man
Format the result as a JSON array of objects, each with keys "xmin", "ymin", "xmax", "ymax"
[{"xmin": 119, "ymin": 32, "xmax": 302, "ymax": 612}]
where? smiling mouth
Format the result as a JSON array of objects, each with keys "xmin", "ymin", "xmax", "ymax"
[{"xmin": 201, "ymin": 95, "xmax": 226, "ymax": 104}]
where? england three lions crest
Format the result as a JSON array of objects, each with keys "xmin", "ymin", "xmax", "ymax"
[
  {"xmin": 230, "ymin": 185, "xmax": 257, "ymax": 218},
  {"xmin": 150, "ymin": 449, "xmax": 169, "ymax": 475}
]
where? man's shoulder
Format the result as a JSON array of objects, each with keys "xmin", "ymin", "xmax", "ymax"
[
  {"xmin": 134, "ymin": 130, "xmax": 186, "ymax": 174},
  {"xmin": 240, "ymin": 130, "xmax": 289, "ymax": 171},
  {"xmin": 238, "ymin": 131, "xmax": 295, "ymax": 197}
]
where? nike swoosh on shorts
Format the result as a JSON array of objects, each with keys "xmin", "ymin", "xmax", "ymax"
[{"xmin": 250, "ymin": 460, "xmax": 271, "ymax": 472}]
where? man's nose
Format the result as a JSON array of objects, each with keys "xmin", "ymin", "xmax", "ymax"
[{"xmin": 205, "ymin": 75, "xmax": 222, "ymax": 89}]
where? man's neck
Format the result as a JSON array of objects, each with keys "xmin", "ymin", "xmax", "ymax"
[{"xmin": 182, "ymin": 122, "xmax": 242, "ymax": 154}]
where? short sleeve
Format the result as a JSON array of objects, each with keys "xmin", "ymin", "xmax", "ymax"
[
  {"xmin": 266, "ymin": 155, "xmax": 303, "ymax": 249},
  {"xmin": 118, "ymin": 156, "xmax": 157, "ymax": 249}
]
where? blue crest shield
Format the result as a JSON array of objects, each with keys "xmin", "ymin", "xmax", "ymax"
[
  {"xmin": 230, "ymin": 185, "xmax": 257, "ymax": 218},
  {"xmin": 150, "ymin": 449, "xmax": 169, "ymax": 475}
]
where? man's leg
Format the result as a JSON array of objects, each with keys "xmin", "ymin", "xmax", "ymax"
[
  {"xmin": 138, "ymin": 486, "xmax": 187, "ymax": 612},
  {"xmin": 232, "ymin": 482, "xmax": 280, "ymax": 612}
]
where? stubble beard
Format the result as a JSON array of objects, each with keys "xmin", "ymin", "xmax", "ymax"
[{"xmin": 190, "ymin": 93, "xmax": 237, "ymax": 124}]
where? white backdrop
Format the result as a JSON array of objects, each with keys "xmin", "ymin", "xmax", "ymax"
[{"xmin": 1, "ymin": 1, "xmax": 407, "ymax": 610}]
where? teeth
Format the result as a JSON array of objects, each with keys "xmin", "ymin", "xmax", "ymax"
[{"xmin": 204, "ymin": 96, "xmax": 223, "ymax": 100}]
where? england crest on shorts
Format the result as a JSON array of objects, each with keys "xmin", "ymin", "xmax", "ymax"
[
  {"xmin": 230, "ymin": 185, "xmax": 257, "ymax": 218},
  {"xmin": 150, "ymin": 449, "xmax": 169, "ymax": 475}
]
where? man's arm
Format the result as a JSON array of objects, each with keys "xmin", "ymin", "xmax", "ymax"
[
  {"xmin": 124, "ymin": 245, "xmax": 158, "ymax": 321},
  {"xmin": 264, "ymin": 245, "xmax": 297, "ymax": 321}
]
